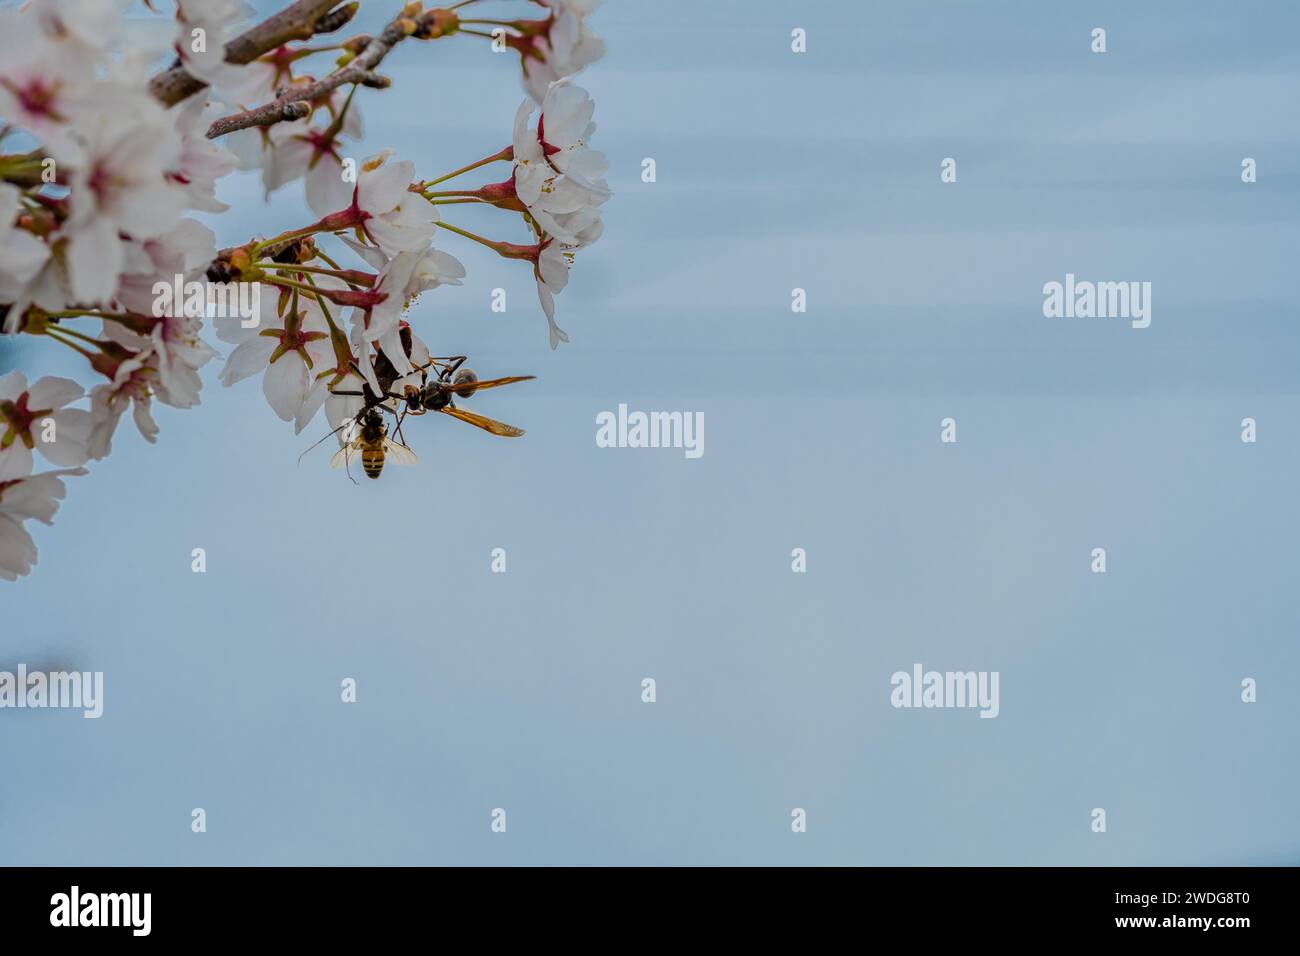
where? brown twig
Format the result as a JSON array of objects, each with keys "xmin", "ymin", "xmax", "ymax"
[
  {"xmin": 206, "ymin": 19, "xmax": 397, "ymax": 139},
  {"xmin": 205, "ymin": 8, "xmax": 460, "ymax": 140},
  {"xmin": 148, "ymin": 0, "xmax": 355, "ymax": 108}
]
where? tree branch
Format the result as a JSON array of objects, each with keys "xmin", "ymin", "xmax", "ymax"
[
  {"xmin": 205, "ymin": 13, "xmax": 427, "ymax": 140},
  {"xmin": 148, "ymin": 0, "xmax": 354, "ymax": 108}
]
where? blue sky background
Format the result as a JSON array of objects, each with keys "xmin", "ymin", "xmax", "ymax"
[{"xmin": 2, "ymin": 0, "xmax": 1299, "ymax": 865}]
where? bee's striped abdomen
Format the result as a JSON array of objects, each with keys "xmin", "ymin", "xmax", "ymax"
[{"xmin": 361, "ymin": 447, "xmax": 384, "ymax": 479}]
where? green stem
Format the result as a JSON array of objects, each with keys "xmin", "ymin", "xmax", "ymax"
[
  {"xmin": 436, "ymin": 221, "xmax": 498, "ymax": 249},
  {"xmin": 48, "ymin": 323, "xmax": 107, "ymax": 346},
  {"xmin": 298, "ymin": 274, "xmax": 354, "ymax": 373},
  {"xmin": 299, "ymin": 275, "xmax": 339, "ymax": 331},
  {"xmin": 315, "ymin": 249, "xmax": 345, "ymax": 271},
  {"xmin": 261, "ymin": 262, "xmax": 362, "ymax": 281},
  {"xmin": 251, "ymin": 224, "xmax": 322, "ymax": 257},
  {"xmin": 42, "ymin": 327, "xmax": 97, "ymax": 360},
  {"xmin": 417, "ymin": 146, "xmax": 512, "ymax": 190},
  {"xmin": 44, "ymin": 309, "xmax": 135, "ymax": 322},
  {"xmin": 323, "ymin": 83, "xmax": 359, "ymax": 141},
  {"xmin": 260, "ymin": 275, "xmax": 325, "ymax": 298}
]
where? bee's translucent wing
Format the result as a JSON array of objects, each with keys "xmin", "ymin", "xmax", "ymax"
[
  {"xmin": 329, "ymin": 443, "xmax": 357, "ymax": 469},
  {"xmin": 383, "ymin": 438, "xmax": 419, "ymax": 465},
  {"xmin": 440, "ymin": 405, "xmax": 525, "ymax": 437}
]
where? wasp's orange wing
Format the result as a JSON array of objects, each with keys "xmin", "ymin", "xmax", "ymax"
[
  {"xmin": 448, "ymin": 375, "xmax": 536, "ymax": 395},
  {"xmin": 439, "ymin": 406, "xmax": 525, "ymax": 437}
]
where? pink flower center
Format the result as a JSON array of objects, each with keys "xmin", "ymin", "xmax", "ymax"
[
  {"xmin": 86, "ymin": 161, "xmax": 114, "ymax": 205},
  {"xmin": 536, "ymin": 114, "xmax": 561, "ymax": 156},
  {"xmin": 305, "ymin": 129, "xmax": 340, "ymax": 163},
  {"xmin": 3, "ymin": 75, "xmax": 63, "ymax": 121},
  {"xmin": 0, "ymin": 392, "xmax": 54, "ymax": 450}
]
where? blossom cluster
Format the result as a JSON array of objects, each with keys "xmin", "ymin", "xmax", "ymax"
[{"xmin": 0, "ymin": 0, "xmax": 609, "ymax": 581}]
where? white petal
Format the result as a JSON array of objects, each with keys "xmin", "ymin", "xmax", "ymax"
[
  {"xmin": 0, "ymin": 444, "xmax": 34, "ymax": 482},
  {"xmin": 376, "ymin": 326, "xmax": 413, "ymax": 379},
  {"xmin": 305, "ymin": 155, "xmax": 352, "ymax": 218},
  {"xmin": 357, "ymin": 153, "xmax": 412, "ymax": 213},
  {"xmin": 0, "ymin": 515, "xmax": 38, "ymax": 581},
  {"xmin": 294, "ymin": 376, "xmax": 330, "ymax": 435},
  {"xmin": 66, "ymin": 219, "xmax": 124, "ymax": 304},
  {"xmin": 261, "ymin": 137, "xmax": 314, "ymax": 194},
  {"xmin": 340, "ymin": 236, "xmax": 390, "ymax": 272},
  {"xmin": 0, "ymin": 467, "xmax": 85, "ymax": 523},
  {"xmin": 132, "ymin": 399, "xmax": 160, "ymax": 443},
  {"xmin": 325, "ymin": 372, "xmax": 365, "ymax": 431},
  {"xmin": 0, "ymin": 230, "xmax": 51, "ymax": 298},
  {"xmin": 35, "ymin": 408, "xmax": 93, "ymax": 466},
  {"xmin": 26, "ymin": 376, "xmax": 84, "ymax": 410},
  {"xmin": 0, "ymin": 370, "xmax": 29, "ymax": 402},
  {"xmin": 219, "ymin": 335, "xmax": 276, "ymax": 386},
  {"xmin": 262, "ymin": 351, "xmax": 309, "ymax": 421}
]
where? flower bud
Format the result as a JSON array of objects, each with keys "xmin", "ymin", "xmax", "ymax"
[
  {"xmin": 313, "ymin": 2, "xmax": 359, "ymax": 36},
  {"xmin": 415, "ymin": 9, "xmax": 458, "ymax": 39},
  {"xmin": 88, "ymin": 339, "xmax": 138, "ymax": 381}
]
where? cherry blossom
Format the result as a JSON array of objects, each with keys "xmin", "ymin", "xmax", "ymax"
[
  {"xmin": 63, "ymin": 107, "xmax": 187, "ymax": 304},
  {"xmin": 410, "ymin": 246, "xmax": 466, "ymax": 293},
  {"xmin": 169, "ymin": 96, "xmax": 240, "ymax": 214},
  {"xmin": 229, "ymin": 84, "xmax": 364, "ymax": 205},
  {"xmin": 0, "ymin": 372, "xmax": 94, "ymax": 481},
  {"xmin": 26, "ymin": 0, "xmax": 131, "ymax": 58},
  {"xmin": 532, "ymin": 80, "xmax": 609, "ymax": 194},
  {"xmin": 0, "ymin": 185, "xmax": 51, "ymax": 327},
  {"xmin": 507, "ymin": 84, "xmax": 609, "ymax": 247},
  {"xmin": 341, "ymin": 237, "xmax": 465, "ymax": 297},
  {"xmin": 218, "ymin": 286, "xmax": 336, "ymax": 422},
  {"xmin": 173, "ymin": 0, "xmax": 258, "ymax": 104},
  {"xmin": 346, "ymin": 250, "xmax": 423, "ymax": 388},
  {"xmin": 519, "ymin": 0, "xmax": 605, "ymax": 105},
  {"xmin": 112, "ymin": 219, "xmax": 218, "ymax": 317},
  {"xmin": 0, "ymin": 467, "xmax": 86, "ymax": 581},
  {"xmin": 0, "ymin": 0, "xmax": 611, "ymax": 581},
  {"xmin": 0, "ymin": 10, "xmax": 95, "ymax": 161},
  {"xmin": 263, "ymin": 122, "xmax": 355, "ymax": 219},
  {"xmin": 326, "ymin": 150, "xmax": 437, "ymax": 257},
  {"xmin": 102, "ymin": 313, "xmax": 217, "ymax": 414},
  {"xmin": 534, "ymin": 237, "xmax": 573, "ymax": 349},
  {"xmin": 87, "ymin": 348, "xmax": 164, "ymax": 459}
]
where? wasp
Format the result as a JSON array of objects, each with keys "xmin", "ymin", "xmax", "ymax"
[
  {"xmin": 333, "ymin": 330, "xmax": 535, "ymax": 443},
  {"xmin": 300, "ymin": 329, "xmax": 534, "ymax": 481},
  {"xmin": 387, "ymin": 355, "xmax": 535, "ymax": 438}
]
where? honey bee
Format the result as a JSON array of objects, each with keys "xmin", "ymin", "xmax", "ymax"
[
  {"xmin": 330, "ymin": 406, "xmax": 419, "ymax": 480},
  {"xmin": 299, "ymin": 405, "xmax": 417, "ymax": 482}
]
